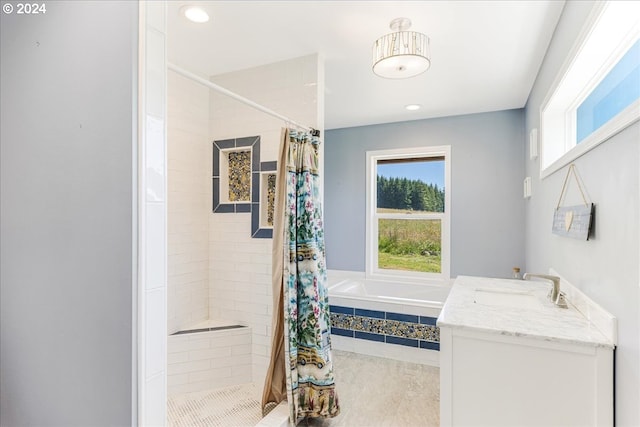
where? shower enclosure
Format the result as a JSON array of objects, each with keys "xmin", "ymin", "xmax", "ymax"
[{"xmin": 165, "ymin": 51, "xmax": 324, "ymax": 425}]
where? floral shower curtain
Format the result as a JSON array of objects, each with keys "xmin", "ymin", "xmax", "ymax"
[{"xmin": 262, "ymin": 128, "xmax": 340, "ymax": 424}]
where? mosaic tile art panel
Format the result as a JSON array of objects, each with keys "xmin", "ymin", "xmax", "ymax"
[
  {"xmin": 267, "ymin": 174, "xmax": 276, "ymax": 226},
  {"xmin": 251, "ymin": 161, "xmax": 277, "ymax": 239},
  {"xmin": 213, "ymin": 136, "xmax": 259, "ymax": 214},
  {"xmin": 227, "ymin": 151, "xmax": 251, "ymax": 202},
  {"xmin": 330, "ymin": 305, "xmax": 440, "ymax": 350}
]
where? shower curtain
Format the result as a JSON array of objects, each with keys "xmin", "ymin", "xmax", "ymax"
[{"xmin": 262, "ymin": 128, "xmax": 340, "ymax": 424}]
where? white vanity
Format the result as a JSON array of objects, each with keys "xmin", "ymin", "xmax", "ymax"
[{"xmin": 438, "ymin": 275, "xmax": 616, "ymax": 427}]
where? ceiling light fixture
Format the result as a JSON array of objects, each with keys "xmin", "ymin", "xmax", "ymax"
[
  {"xmin": 181, "ymin": 5, "xmax": 209, "ymax": 23},
  {"xmin": 372, "ymin": 18, "xmax": 431, "ymax": 79},
  {"xmin": 405, "ymin": 104, "xmax": 421, "ymax": 111}
]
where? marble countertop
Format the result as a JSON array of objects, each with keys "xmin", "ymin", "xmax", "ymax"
[{"xmin": 437, "ymin": 275, "xmax": 614, "ymax": 349}]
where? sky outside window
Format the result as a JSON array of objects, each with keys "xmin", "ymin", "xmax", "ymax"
[{"xmin": 377, "ymin": 159, "xmax": 445, "ymax": 189}]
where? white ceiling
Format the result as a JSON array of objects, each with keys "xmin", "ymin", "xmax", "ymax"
[{"xmin": 167, "ymin": 1, "xmax": 565, "ymax": 130}]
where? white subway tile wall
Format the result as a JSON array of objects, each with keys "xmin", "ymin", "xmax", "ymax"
[
  {"xmin": 167, "ymin": 327, "xmax": 253, "ymax": 395},
  {"xmin": 168, "ymin": 71, "xmax": 211, "ymax": 334},
  {"xmin": 141, "ymin": 2, "xmax": 168, "ymax": 424},
  {"xmin": 208, "ymin": 55, "xmax": 320, "ymax": 383}
]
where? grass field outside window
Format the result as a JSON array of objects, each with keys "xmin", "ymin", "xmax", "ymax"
[{"xmin": 378, "ymin": 217, "xmax": 441, "ymax": 273}]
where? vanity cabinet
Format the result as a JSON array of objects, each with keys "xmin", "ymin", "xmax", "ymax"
[{"xmin": 438, "ymin": 275, "xmax": 615, "ymax": 427}]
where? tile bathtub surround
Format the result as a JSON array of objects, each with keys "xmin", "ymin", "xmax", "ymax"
[{"xmin": 330, "ymin": 305, "xmax": 440, "ymax": 351}]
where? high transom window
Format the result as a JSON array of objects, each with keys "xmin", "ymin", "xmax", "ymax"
[
  {"xmin": 366, "ymin": 146, "xmax": 451, "ymax": 280},
  {"xmin": 540, "ymin": 2, "xmax": 640, "ymax": 177}
]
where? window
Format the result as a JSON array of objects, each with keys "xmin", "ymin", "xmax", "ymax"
[
  {"xmin": 366, "ymin": 146, "xmax": 451, "ymax": 280},
  {"xmin": 576, "ymin": 39, "xmax": 640, "ymax": 143},
  {"xmin": 540, "ymin": 2, "xmax": 640, "ymax": 177}
]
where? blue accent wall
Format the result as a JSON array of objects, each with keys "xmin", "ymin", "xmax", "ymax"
[{"xmin": 324, "ymin": 109, "xmax": 526, "ymax": 278}]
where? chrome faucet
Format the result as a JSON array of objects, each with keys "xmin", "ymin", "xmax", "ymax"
[{"xmin": 522, "ymin": 273, "xmax": 568, "ymax": 308}]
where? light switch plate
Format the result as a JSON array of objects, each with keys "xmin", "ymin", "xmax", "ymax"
[
  {"xmin": 529, "ymin": 128, "xmax": 538, "ymax": 160},
  {"xmin": 524, "ymin": 176, "xmax": 532, "ymax": 198}
]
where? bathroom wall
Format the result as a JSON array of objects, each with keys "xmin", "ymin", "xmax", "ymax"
[
  {"xmin": 139, "ymin": 2, "xmax": 169, "ymax": 423},
  {"xmin": 0, "ymin": 2, "xmax": 137, "ymax": 425},
  {"xmin": 167, "ymin": 71, "xmax": 211, "ymax": 334},
  {"xmin": 208, "ymin": 55, "xmax": 323, "ymax": 383},
  {"xmin": 324, "ymin": 109, "xmax": 526, "ymax": 278},
  {"xmin": 524, "ymin": 2, "xmax": 639, "ymax": 425}
]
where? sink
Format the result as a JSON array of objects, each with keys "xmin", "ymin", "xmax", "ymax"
[{"xmin": 474, "ymin": 288, "xmax": 544, "ymax": 310}]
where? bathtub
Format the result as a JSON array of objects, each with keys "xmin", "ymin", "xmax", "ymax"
[{"xmin": 327, "ymin": 271, "xmax": 451, "ymax": 366}]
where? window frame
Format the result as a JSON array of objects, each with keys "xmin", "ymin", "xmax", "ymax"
[
  {"xmin": 539, "ymin": 1, "xmax": 640, "ymax": 178},
  {"xmin": 365, "ymin": 146, "xmax": 451, "ymax": 282}
]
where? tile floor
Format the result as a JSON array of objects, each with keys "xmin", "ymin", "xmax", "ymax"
[
  {"xmin": 168, "ymin": 349, "xmax": 440, "ymax": 427},
  {"xmin": 168, "ymin": 383, "xmax": 262, "ymax": 427},
  {"xmin": 304, "ymin": 350, "xmax": 440, "ymax": 427}
]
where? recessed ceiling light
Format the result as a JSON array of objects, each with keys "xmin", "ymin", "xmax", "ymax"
[
  {"xmin": 181, "ymin": 5, "xmax": 209, "ymax": 23},
  {"xmin": 405, "ymin": 104, "xmax": 421, "ymax": 111}
]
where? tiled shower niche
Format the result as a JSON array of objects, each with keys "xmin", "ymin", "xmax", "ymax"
[
  {"xmin": 264, "ymin": 174, "xmax": 276, "ymax": 226},
  {"xmin": 213, "ymin": 136, "xmax": 260, "ymax": 213},
  {"xmin": 213, "ymin": 135, "xmax": 276, "ymax": 239},
  {"xmin": 253, "ymin": 162, "xmax": 276, "ymax": 238}
]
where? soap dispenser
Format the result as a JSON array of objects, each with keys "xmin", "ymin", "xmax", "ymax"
[{"xmin": 512, "ymin": 267, "xmax": 522, "ymax": 280}]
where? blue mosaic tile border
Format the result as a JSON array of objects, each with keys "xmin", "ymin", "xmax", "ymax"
[{"xmin": 329, "ymin": 305, "xmax": 440, "ymax": 351}]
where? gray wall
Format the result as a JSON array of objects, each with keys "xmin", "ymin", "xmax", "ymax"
[
  {"xmin": 1, "ymin": 2, "xmax": 137, "ymax": 425},
  {"xmin": 325, "ymin": 109, "xmax": 525, "ymax": 278},
  {"xmin": 524, "ymin": 2, "xmax": 639, "ymax": 425}
]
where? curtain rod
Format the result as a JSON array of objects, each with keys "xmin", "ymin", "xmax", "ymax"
[{"xmin": 167, "ymin": 62, "xmax": 320, "ymax": 137}]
